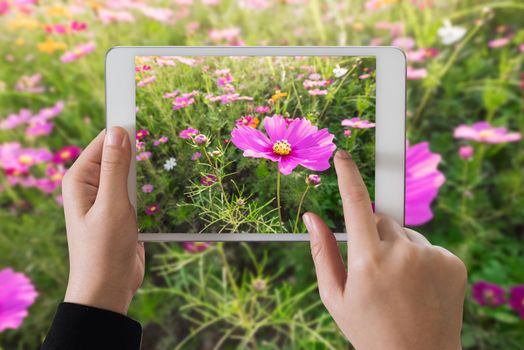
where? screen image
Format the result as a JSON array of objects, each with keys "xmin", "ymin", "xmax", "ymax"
[{"xmin": 135, "ymin": 56, "xmax": 376, "ymax": 234}]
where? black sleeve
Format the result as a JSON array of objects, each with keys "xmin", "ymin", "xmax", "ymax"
[{"xmin": 41, "ymin": 302, "xmax": 142, "ymax": 350}]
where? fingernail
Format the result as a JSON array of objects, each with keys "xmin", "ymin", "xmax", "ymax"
[
  {"xmin": 303, "ymin": 213, "xmax": 313, "ymax": 232},
  {"xmin": 335, "ymin": 150, "xmax": 351, "ymax": 159},
  {"xmin": 106, "ymin": 127, "xmax": 124, "ymax": 146}
]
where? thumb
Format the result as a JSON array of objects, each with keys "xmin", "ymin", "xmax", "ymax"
[
  {"xmin": 304, "ymin": 212, "xmax": 346, "ymax": 308},
  {"xmin": 97, "ymin": 127, "xmax": 131, "ymax": 206}
]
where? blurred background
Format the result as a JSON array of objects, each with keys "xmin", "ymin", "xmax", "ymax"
[{"xmin": 0, "ymin": 0, "xmax": 523, "ymax": 349}]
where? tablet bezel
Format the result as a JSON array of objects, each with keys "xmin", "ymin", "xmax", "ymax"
[{"xmin": 105, "ymin": 46, "xmax": 406, "ymax": 242}]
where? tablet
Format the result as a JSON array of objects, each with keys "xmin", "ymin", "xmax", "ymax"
[{"xmin": 105, "ymin": 47, "xmax": 406, "ymax": 241}]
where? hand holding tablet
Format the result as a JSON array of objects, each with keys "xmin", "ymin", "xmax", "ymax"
[{"xmin": 105, "ymin": 46, "xmax": 406, "ymax": 241}]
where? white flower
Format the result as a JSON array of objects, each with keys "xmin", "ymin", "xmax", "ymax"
[
  {"xmin": 437, "ymin": 20, "xmax": 466, "ymax": 45},
  {"xmin": 163, "ymin": 157, "xmax": 177, "ymax": 171},
  {"xmin": 333, "ymin": 64, "xmax": 348, "ymax": 78}
]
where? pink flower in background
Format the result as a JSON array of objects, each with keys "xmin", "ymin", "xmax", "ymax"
[
  {"xmin": 208, "ymin": 27, "xmax": 243, "ymax": 45},
  {"xmin": 60, "ymin": 42, "xmax": 96, "ymax": 63},
  {"xmin": 0, "ymin": 267, "xmax": 38, "ymax": 332},
  {"xmin": 163, "ymin": 90, "xmax": 179, "ymax": 99},
  {"xmin": 137, "ymin": 75, "xmax": 156, "ymax": 87},
  {"xmin": 191, "ymin": 152, "xmax": 202, "ymax": 160},
  {"xmin": 235, "ymin": 115, "xmax": 260, "ymax": 128},
  {"xmin": 458, "ymin": 145, "xmax": 474, "ymax": 160},
  {"xmin": 407, "ymin": 67, "xmax": 427, "ymax": 80},
  {"xmin": 136, "ymin": 152, "xmax": 152, "ymax": 161},
  {"xmin": 392, "ymin": 36, "xmax": 415, "ymax": 51},
  {"xmin": 454, "ymin": 122, "xmax": 521, "ymax": 144},
  {"xmin": 308, "ymin": 89, "xmax": 328, "ymax": 96},
  {"xmin": 34, "ymin": 165, "xmax": 66, "ymax": 193},
  {"xmin": 255, "ymin": 106, "xmax": 270, "ymax": 114},
  {"xmin": 200, "ymin": 174, "xmax": 218, "ymax": 186},
  {"xmin": 98, "ymin": 9, "xmax": 135, "ymax": 24},
  {"xmin": 153, "ymin": 136, "xmax": 168, "ymax": 146},
  {"xmin": 145, "ymin": 203, "xmax": 159, "ymax": 215},
  {"xmin": 179, "ymin": 127, "xmax": 199, "ymax": 139},
  {"xmin": 359, "ymin": 73, "xmax": 371, "ymax": 79},
  {"xmin": 509, "ymin": 285, "xmax": 524, "ymax": 319},
  {"xmin": 138, "ymin": 5, "xmax": 173, "ymax": 23},
  {"xmin": 0, "ymin": 1, "xmax": 9, "ymax": 15},
  {"xmin": 231, "ymin": 115, "xmax": 336, "ymax": 175},
  {"xmin": 136, "ymin": 129, "xmax": 149, "ymax": 139},
  {"xmin": 172, "ymin": 96, "xmax": 195, "ymax": 110},
  {"xmin": 344, "ymin": 129, "xmax": 352, "ymax": 137},
  {"xmin": 217, "ymin": 73, "xmax": 233, "ymax": 87},
  {"xmin": 341, "ymin": 117, "xmax": 376, "ymax": 129},
  {"xmin": 15, "ymin": 73, "xmax": 45, "ymax": 93},
  {"xmin": 136, "ymin": 140, "xmax": 145, "ymax": 151},
  {"xmin": 306, "ymin": 174, "xmax": 321, "ymax": 187},
  {"xmin": 142, "ymin": 184, "xmax": 154, "ymax": 193},
  {"xmin": 194, "ymin": 134, "xmax": 208, "ymax": 145},
  {"xmin": 182, "ymin": 242, "xmax": 210, "ymax": 253},
  {"xmin": 488, "ymin": 37, "xmax": 510, "ymax": 49},
  {"xmin": 303, "ymin": 79, "xmax": 331, "ymax": 89},
  {"xmin": 0, "ymin": 109, "xmax": 32, "ymax": 130},
  {"xmin": 472, "ymin": 281, "xmax": 506, "ymax": 307},
  {"xmin": 0, "ymin": 144, "xmax": 52, "ymax": 174},
  {"xmin": 405, "ymin": 142, "xmax": 445, "ymax": 226},
  {"xmin": 52, "ymin": 146, "xmax": 81, "ymax": 164},
  {"xmin": 71, "ymin": 21, "xmax": 88, "ymax": 32},
  {"xmin": 25, "ymin": 122, "xmax": 53, "ymax": 137}
]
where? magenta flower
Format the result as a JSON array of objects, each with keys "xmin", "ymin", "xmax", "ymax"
[
  {"xmin": 0, "ymin": 267, "xmax": 38, "ymax": 332},
  {"xmin": 235, "ymin": 115, "xmax": 260, "ymax": 128},
  {"xmin": 406, "ymin": 67, "xmax": 427, "ymax": 80},
  {"xmin": 308, "ymin": 89, "xmax": 328, "ymax": 96},
  {"xmin": 60, "ymin": 42, "xmax": 96, "ymax": 63},
  {"xmin": 179, "ymin": 127, "xmax": 199, "ymax": 139},
  {"xmin": 191, "ymin": 152, "xmax": 202, "ymax": 161},
  {"xmin": 200, "ymin": 174, "xmax": 218, "ymax": 186},
  {"xmin": 163, "ymin": 90, "xmax": 179, "ymax": 99},
  {"xmin": 472, "ymin": 281, "xmax": 506, "ymax": 307},
  {"xmin": 488, "ymin": 37, "xmax": 510, "ymax": 49},
  {"xmin": 509, "ymin": 285, "xmax": 524, "ymax": 319},
  {"xmin": 142, "ymin": 184, "xmax": 154, "ymax": 193},
  {"xmin": 405, "ymin": 142, "xmax": 445, "ymax": 226},
  {"xmin": 306, "ymin": 174, "xmax": 321, "ymax": 187},
  {"xmin": 52, "ymin": 146, "xmax": 81, "ymax": 164},
  {"xmin": 341, "ymin": 117, "xmax": 376, "ymax": 129},
  {"xmin": 182, "ymin": 242, "xmax": 210, "ymax": 253},
  {"xmin": 172, "ymin": 96, "xmax": 195, "ymax": 110},
  {"xmin": 136, "ymin": 152, "xmax": 152, "ymax": 161},
  {"xmin": 136, "ymin": 129, "xmax": 149, "ymax": 139},
  {"xmin": 145, "ymin": 203, "xmax": 159, "ymax": 215},
  {"xmin": 194, "ymin": 134, "xmax": 208, "ymax": 145},
  {"xmin": 153, "ymin": 136, "xmax": 168, "ymax": 146},
  {"xmin": 231, "ymin": 115, "xmax": 336, "ymax": 175},
  {"xmin": 458, "ymin": 145, "xmax": 474, "ymax": 160},
  {"xmin": 344, "ymin": 129, "xmax": 352, "ymax": 137},
  {"xmin": 25, "ymin": 122, "xmax": 53, "ymax": 137},
  {"xmin": 255, "ymin": 106, "xmax": 270, "ymax": 114},
  {"xmin": 0, "ymin": 143, "xmax": 52, "ymax": 174},
  {"xmin": 0, "ymin": 109, "xmax": 32, "ymax": 130},
  {"xmin": 454, "ymin": 122, "xmax": 521, "ymax": 144},
  {"xmin": 137, "ymin": 75, "xmax": 156, "ymax": 88}
]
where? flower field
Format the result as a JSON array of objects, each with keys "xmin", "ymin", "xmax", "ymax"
[
  {"xmin": 1, "ymin": 0, "xmax": 524, "ymax": 349},
  {"xmin": 136, "ymin": 55, "xmax": 375, "ymax": 234}
]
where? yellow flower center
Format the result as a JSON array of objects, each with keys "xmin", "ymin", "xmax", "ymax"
[
  {"xmin": 19, "ymin": 154, "xmax": 34, "ymax": 165},
  {"xmin": 272, "ymin": 140, "xmax": 292, "ymax": 156},
  {"xmin": 479, "ymin": 130, "xmax": 495, "ymax": 140},
  {"xmin": 60, "ymin": 150, "xmax": 71, "ymax": 160}
]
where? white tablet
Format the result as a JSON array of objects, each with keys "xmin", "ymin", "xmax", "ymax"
[{"xmin": 105, "ymin": 47, "xmax": 406, "ymax": 242}]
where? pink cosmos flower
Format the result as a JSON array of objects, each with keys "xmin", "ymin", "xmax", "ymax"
[
  {"xmin": 0, "ymin": 268, "xmax": 38, "ymax": 332},
  {"xmin": 341, "ymin": 117, "xmax": 376, "ymax": 129},
  {"xmin": 392, "ymin": 36, "xmax": 415, "ymax": 51},
  {"xmin": 142, "ymin": 184, "xmax": 154, "ymax": 193},
  {"xmin": 217, "ymin": 73, "xmax": 233, "ymax": 87},
  {"xmin": 191, "ymin": 152, "xmax": 202, "ymax": 160},
  {"xmin": 0, "ymin": 109, "xmax": 32, "ymax": 130},
  {"xmin": 458, "ymin": 145, "xmax": 474, "ymax": 160},
  {"xmin": 182, "ymin": 242, "xmax": 210, "ymax": 253},
  {"xmin": 255, "ymin": 106, "xmax": 270, "ymax": 113},
  {"xmin": 488, "ymin": 37, "xmax": 510, "ymax": 49},
  {"xmin": 25, "ymin": 122, "xmax": 53, "ymax": 137},
  {"xmin": 359, "ymin": 73, "xmax": 371, "ymax": 79},
  {"xmin": 136, "ymin": 152, "xmax": 152, "ymax": 161},
  {"xmin": 472, "ymin": 281, "xmax": 506, "ymax": 307},
  {"xmin": 15, "ymin": 73, "xmax": 45, "ymax": 93},
  {"xmin": 454, "ymin": 122, "xmax": 521, "ymax": 144},
  {"xmin": 0, "ymin": 143, "xmax": 52, "ymax": 174},
  {"xmin": 172, "ymin": 96, "xmax": 195, "ymax": 110},
  {"xmin": 71, "ymin": 21, "xmax": 87, "ymax": 32},
  {"xmin": 236, "ymin": 115, "xmax": 260, "ymax": 128},
  {"xmin": 405, "ymin": 142, "xmax": 445, "ymax": 226},
  {"xmin": 34, "ymin": 165, "xmax": 66, "ymax": 193},
  {"xmin": 52, "ymin": 146, "xmax": 81, "ymax": 164},
  {"xmin": 137, "ymin": 75, "xmax": 156, "ymax": 87},
  {"xmin": 231, "ymin": 115, "xmax": 336, "ymax": 175},
  {"xmin": 99, "ymin": 9, "xmax": 135, "ymax": 24},
  {"xmin": 194, "ymin": 134, "xmax": 208, "ymax": 145},
  {"xmin": 179, "ymin": 127, "xmax": 199, "ymax": 139},
  {"xmin": 200, "ymin": 174, "xmax": 218, "ymax": 186},
  {"xmin": 136, "ymin": 140, "xmax": 145, "ymax": 151},
  {"xmin": 163, "ymin": 90, "xmax": 179, "ymax": 99},
  {"xmin": 145, "ymin": 203, "xmax": 159, "ymax": 215},
  {"xmin": 306, "ymin": 174, "xmax": 321, "ymax": 187},
  {"xmin": 407, "ymin": 67, "xmax": 428, "ymax": 80},
  {"xmin": 60, "ymin": 42, "xmax": 96, "ymax": 63},
  {"xmin": 138, "ymin": 5, "xmax": 173, "ymax": 23},
  {"xmin": 509, "ymin": 285, "xmax": 524, "ymax": 319},
  {"xmin": 136, "ymin": 129, "xmax": 149, "ymax": 139},
  {"xmin": 153, "ymin": 136, "xmax": 168, "ymax": 146},
  {"xmin": 308, "ymin": 89, "xmax": 328, "ymax": 96}
]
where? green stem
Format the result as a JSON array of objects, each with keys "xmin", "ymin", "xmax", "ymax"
[
  {"xmin": 276, "ymin": 170, "xmax": 282, "ymax": 225},
  {"xmin": 293, "ymin": 185, "xmax": 310, "ymax": 233}
]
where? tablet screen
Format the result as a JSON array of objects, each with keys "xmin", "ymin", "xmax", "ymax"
[{"xmin": 135, "ymin": 56, "xmax": 375, "ymax": 234}]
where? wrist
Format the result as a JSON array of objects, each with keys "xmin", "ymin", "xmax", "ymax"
[{"xmin": 65, "ymin": 281, "xmax": 133, "ymax": 315}]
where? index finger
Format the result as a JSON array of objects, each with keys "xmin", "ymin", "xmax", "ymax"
[{"xmin": 334, "ymin": 150, "xmax": 379, "ymax": 254}]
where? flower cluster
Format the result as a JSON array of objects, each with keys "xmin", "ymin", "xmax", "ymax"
[
  {"xmin": 0, "ymin": 101, "xmax": 64, "ymax": 137},
  {"xmin": 472, "ymin": 281, "xmax": 524, "ymax": 319}
]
